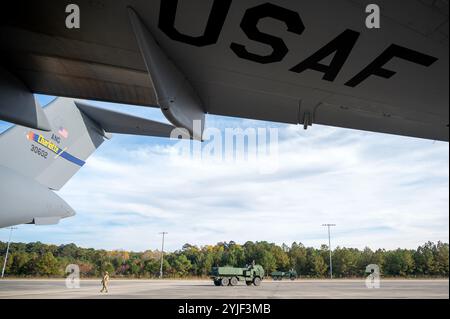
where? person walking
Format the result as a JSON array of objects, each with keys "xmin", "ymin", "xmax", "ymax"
[{"xmin": 100, "ymin": 271, "xmax": 110, "ymax": 293}]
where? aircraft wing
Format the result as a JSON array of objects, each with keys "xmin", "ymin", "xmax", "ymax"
[{"xmin": 0, "ymin": 0, "xmax": 448, "ymax": 141}]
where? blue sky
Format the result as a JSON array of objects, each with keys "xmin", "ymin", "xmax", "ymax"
[{"xmin": 0, "ymin": 95, "xmax": 448, "ymax": 252}]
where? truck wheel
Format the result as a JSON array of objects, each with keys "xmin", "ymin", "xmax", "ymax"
[
  {"xmin": 221, "ymin": 277, "xmax": 230, "ymax": 286},
  {"xmin": 253, "ymin": 277, "xmax": 261, "ymax": 286},
  {"xmin": 246, "ymin": 281, "xmax": 253, "ymax": 286},
  {"xmin": 230, "ymin": 277, "xmax": 238, "ymax": 286},
  {"xmin": 214, "ymin": 279, "xmax": 221, "ymax": 286},
  {"xmin": 290, "ymin": 276, "xmax": 295, "ymax": 281}
]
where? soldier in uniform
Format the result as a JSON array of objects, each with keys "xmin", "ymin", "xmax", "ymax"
[{"xmin": 100, "ymin": 271, "xmax": 110, "ymax": 293}]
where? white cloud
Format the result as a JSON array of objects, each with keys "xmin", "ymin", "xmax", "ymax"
[{"xmin": 5, "ymin": 117, "xmax": 449, "ymax": 252}]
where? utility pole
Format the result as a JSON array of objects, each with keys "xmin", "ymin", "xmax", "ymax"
[
  {"xmin": 159, "ymin": 232, "xmax": 168, "ymax": 279},
  {"xmin": 321, "ymin": 224, "xmax": 336, "ymax": 279},
  {"xmin": 1, "ymin": 227, "xmax": 17, "ymax": 278}
]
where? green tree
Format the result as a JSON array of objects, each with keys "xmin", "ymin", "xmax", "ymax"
[
  {"xmin": 434, "ymin": 242, "xmax": 449, "ymax": 277},
  {"xmin": 143, "ymin": 258, "xmax": 160, "ymax": 277},
  {"xmin": 414, "ymin": 242, "xmax": 436, "ymax": 275},
  {"xmin": 176, "ymin": 254, "xmax": 192, "ymax": 276},
  {"xmin": 199, "ymin": 247, "xmax": 215, "ymax": 276},
  {"xmin": 271, "ymin": 245, "xmax": 290, "ymax": 271},
  {"xmin": 384, "ymin": 249, "xmax": 415, "ymax": 276},
  {"xmin": 10, "ymin": 252, "xmax": 31, "ymax": 275},
  {"xmin": 35, "ymin": 252, "xmax": 60, "ymax": 276},
  {"xmin": 305, "ymin": 248, "xmax": 327, "ymax": 277},
  {"xmin": 333, "ymin": 247, "xmax": 359, "ymax": 277},
  {"xmin": 0, "ymin": 240, "xmax": 447, "ymax": 279},
  {"xmin": 289, "ymin": 242, "xmax": 308, "ymax": 276}
]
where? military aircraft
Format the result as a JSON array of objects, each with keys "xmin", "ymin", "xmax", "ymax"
[{"xmin": 0, "ymin": 0, "xmax": 448, "ymax": 228}]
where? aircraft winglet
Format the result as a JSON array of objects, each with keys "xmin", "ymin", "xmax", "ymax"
[{"xmin": 127, "ymin": 7, "xmax": 205, "ymax": 141}]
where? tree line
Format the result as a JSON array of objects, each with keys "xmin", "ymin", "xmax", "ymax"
[{"xmin": 0, "ymin": 241, "xmax": 448, "ymax": 278}]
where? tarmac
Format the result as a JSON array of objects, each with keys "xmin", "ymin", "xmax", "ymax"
[{"xmin": 0, "ymin": 279, "xmax": 448, "ymax": 299}]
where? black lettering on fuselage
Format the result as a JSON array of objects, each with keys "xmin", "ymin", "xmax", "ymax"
[
  {"xmin": 345, "ymin": 44, "xmax": 438, "ymax": 87},
  {"xmin": 230, "ymin": 3, "xmax": 305, "ymax": 64},
  {"xmin": 157, "ymin": 0, "xmax": 438, "ymax": 87},
  {"xmin": 158, "ymin": 0, "xmax": 232, "ymax": 47},
  {"xmin": 290, "ymin": 29, "xmax": 360, "ymax": 81}
]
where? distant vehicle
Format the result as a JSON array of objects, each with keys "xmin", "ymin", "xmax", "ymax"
[
  {"xmin": 210, "ymin": 264, "xmax": 265, "ymax": 286},
  {"xmin": 270, "ymin": 269, "xmax": 297, "ymax": 281}
]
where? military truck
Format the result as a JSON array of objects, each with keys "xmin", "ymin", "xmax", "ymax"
[
  {"xmin": 210, "ymin": 264, "xmax": 265, "ymax": 286},
  {"xmin": 270, "ymin": 269, "xmax": 297, "ymax": 281}
]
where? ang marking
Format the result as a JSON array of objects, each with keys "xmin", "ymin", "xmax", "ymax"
[{"xmin": 26, "ymin": 131, "xmax": 85, "ymax": 167}]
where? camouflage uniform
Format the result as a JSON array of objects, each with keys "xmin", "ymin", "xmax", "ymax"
[{"xmin": 100, "ymin": 272, "xmax": 110, "ymax": 293}]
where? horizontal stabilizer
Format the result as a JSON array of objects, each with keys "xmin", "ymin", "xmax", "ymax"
[{"xmin": 75, "ymin": 101, "xmax": 177, "ymax": 138}]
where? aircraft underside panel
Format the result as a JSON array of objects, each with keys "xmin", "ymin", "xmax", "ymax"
[{"xmin": 0, "ymin": 0, "xmax": 447, "ymax": 141}]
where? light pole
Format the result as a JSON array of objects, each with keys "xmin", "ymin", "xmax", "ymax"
[
  {"xmin": 1, "ymin": 227, "xmax": 17, "ymax": 278},
  {"xmin": 159, "ymin": 232, "xmax": 168, "ymax": 279},
  {"xmin": 321, "ymin": 224, "xmax": 336, "ymax": 279}
]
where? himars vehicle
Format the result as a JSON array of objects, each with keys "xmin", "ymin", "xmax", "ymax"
[
  {"xmin": 271, "ymin": 270, "xmax": 297, "ymax": 281},
  {"xmin": 211, "ymin": 264, "xmax": 265, "ymax": 286}
]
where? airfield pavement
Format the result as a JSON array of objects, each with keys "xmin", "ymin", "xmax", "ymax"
[{"xmin": 0, "ymin": 279, "xmax": 448, "ymax": 299}]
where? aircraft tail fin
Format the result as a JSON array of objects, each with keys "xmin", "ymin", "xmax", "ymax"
[{"xmin": 0, "ymin": 97, "xmax": 175, "ymax": 190}]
